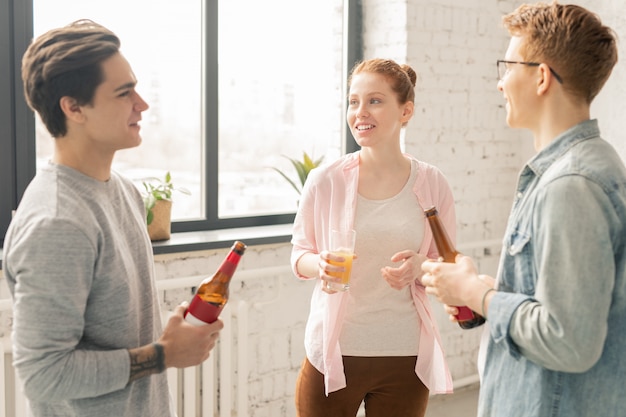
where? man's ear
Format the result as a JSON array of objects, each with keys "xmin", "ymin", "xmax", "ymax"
[
  {"xmin": 536, "ymin": 64, "xmax": 553, "ymax": 96},
  {"xmin": 59, "ymin": 96, "xmax": 85, "ymax": 123}
]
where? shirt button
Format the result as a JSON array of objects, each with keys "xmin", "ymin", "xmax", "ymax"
[{"xmin": 517, "ymin": 192, "xmax": 523, "ymax": 199}]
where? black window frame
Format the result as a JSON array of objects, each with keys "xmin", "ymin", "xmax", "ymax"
[{"xmin": 0, "ymin": 0, "xmax": 362, "ymax": 247}]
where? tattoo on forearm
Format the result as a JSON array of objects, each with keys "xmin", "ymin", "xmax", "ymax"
[{"xmin": 128, "ymin": 343, "xmax": 166, "ymax": 382}]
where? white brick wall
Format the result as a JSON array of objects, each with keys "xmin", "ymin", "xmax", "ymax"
[
  {"xmin": 580, "ymin": 0, "xmax": 626, "ymax": 159},
  {"xmin": 154, "ymin": 244, "xmax": 309, "ymax": 417}
]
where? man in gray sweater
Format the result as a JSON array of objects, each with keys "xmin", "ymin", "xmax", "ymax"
[{"xmin": 3, "ymin": 20, "xmax": 223, "ymax": 416}]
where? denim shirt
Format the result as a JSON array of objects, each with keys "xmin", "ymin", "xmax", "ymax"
[{"xmin": 479, "ymin": 120, "xmax": 626, "ymax": 417}]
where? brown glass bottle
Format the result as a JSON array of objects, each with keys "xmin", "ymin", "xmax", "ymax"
[
  {"xmin": 424, "ymin": 207, "xmax": 485, "ymax": 329},
  {"xmin": 184, "ymin": 241, "xmax": 247, "ymax": 326}
]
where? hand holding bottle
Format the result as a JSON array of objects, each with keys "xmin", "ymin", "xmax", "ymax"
[
  {"xmin": 421, "ymin": 255, "xmax": 479, "ymax": 306},
  {"xmin": 441, "ymin": 273, "xmax": 495, "ymax": 317},
  {"xmin": 423, "ymin": 206, "xmax": 485, "ymax": 329},
  {"xmin": 157, "ymin": 303, "xmax": 225, "ymax": 369},
  {"xmin": 421, "ymin": 256, "xmax": 495, "ymax": 323},
  {"xmin": 152, "ymin": 240, "xmax": 245, "ymax": 371}
]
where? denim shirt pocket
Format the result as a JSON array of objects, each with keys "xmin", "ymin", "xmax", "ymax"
[{"xmin": 502, "ymin": 228, "xmax": 536, "ymax": 294}]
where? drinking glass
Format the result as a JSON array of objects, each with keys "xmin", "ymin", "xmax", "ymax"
[{"xmin": 327, "ymin": 229, "xmax": 356, "ymax": 291}]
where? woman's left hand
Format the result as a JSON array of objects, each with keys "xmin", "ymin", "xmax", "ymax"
[{"xmin": 381, "ymin": 250, "xmax": 426, "ymax": 290}]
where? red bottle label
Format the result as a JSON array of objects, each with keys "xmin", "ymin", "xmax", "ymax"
[
  {"xmin": 455, "ymin": 305, "xmax": 475, "ymax": 321},
  {"xmin": 220, "ymin": 258, "xmax": 237, "ymax": 277},
  {"xmin": 185, "ymin": 294, "xmax": 223, "ymax": 325}
]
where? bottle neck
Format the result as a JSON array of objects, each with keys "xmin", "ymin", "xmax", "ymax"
[
  {"xmin": 218, "ymin": 251, "xmax": 242, "ymax": 277},
  {"xmin": 426, "ymin": 214, "xmax": 458, "ymax": 262}
]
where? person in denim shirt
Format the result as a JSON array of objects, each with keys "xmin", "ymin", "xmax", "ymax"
[{"xmin": 421, "ymin": 2, "xmax": 625, "ymax": 416}]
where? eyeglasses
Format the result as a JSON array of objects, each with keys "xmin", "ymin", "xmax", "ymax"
[{"xmin": 497, "ymin": 60, "xmax": 563, "ymax": 84}]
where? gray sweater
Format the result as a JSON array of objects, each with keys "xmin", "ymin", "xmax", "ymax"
[{"xmin": 3, "ymin": 163, "xmax": 174, "ymax": 416}]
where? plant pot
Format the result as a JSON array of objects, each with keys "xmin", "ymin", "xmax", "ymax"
[{"xmin": 147, "ymin": 199, "xmax": 172, "ymax": 241}]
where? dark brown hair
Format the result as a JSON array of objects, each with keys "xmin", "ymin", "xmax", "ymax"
[
  {"xmin": 502, "ymin": 1, "xmax": 618, "ymax": 103},
  {"xmin": 21, "ymin": 19, "xmax": 121, "ymax": 137}
]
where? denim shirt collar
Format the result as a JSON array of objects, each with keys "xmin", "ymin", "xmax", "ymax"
[{"xmin": 525, "ymin": 119, "xmax": 600, "ymax": 177}]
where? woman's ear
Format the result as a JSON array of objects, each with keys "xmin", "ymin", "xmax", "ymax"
[{"xmin": 401, "ymin": 101, "xmax": 414, "ymax": 123}]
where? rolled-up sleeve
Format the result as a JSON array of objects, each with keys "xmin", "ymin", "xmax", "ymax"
[{"xmin": 290, "ymin": 169, "xmax": 321, "ymax": 280}]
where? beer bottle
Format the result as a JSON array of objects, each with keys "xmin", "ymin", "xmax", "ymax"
[
  {"xmin": 184, "ymin": 241, "xmax": 247, "ymax": 326},
  {"xmin": 424, "ymin": 207, "xmax": 485, "ymax": 329}
]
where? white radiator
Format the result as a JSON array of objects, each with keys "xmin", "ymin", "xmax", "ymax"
[{"xmin": 0, "ymin": 265, "xmax": 291, "ymax": 417}]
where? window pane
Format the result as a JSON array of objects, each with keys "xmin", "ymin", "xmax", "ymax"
[
  {"xmin": 33, "ymin": 0, "xmax": 204, "ymax": 222},
  {"xmin": 32, "ymin": 0, "xmax": 347, "ymax": 225},
  {"xmin": 217, "ymin": 0, "xmax": 345, "ymax": 218}
]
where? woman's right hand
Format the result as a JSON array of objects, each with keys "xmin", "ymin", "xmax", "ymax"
[{"xmin": 318, "ymin": 250, "xmax": 344, "ymax": 294}]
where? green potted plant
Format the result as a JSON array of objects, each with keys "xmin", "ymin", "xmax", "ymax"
[
  {"xmin": 141, "ymin": 171, "xmax": 190, "ymax": 241},
  {"xmin": 272, "ymin": 151, "xmax": 324, "ymax": 195}
]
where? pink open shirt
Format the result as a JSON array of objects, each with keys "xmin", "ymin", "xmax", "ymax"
[{"xmin": 291, "ymin": 151, "xmax": 455, "ymax": 396}]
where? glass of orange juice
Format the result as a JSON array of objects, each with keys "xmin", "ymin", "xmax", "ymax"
[{"xmin": 327, "ymin": 229, "xmax": 356, "ymax": 291}]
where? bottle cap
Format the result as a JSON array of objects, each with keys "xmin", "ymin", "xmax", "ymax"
[
  {"xmin": 232, "ymin": 241, "xmax": 247, "ymax": 255},
  {"xmin": 424, "ymin": 206, "xmax": 438, "ymax": 217}
]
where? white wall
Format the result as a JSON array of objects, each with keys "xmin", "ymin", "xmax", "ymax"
[
  {"xmin": 154, "ymin": 243, "xmax": 309, "ymax": 416},
  {"xmin": 580, "ymin": 0, "xmax": 626, "ymax": 159}
]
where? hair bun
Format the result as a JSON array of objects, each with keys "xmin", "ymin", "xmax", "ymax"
[{"xmin": 401, "ymin": 64, "xmax": 417, "ymax": 87}]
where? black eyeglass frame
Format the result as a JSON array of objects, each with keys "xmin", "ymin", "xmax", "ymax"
[{"xmin": 497, "ymin": 59, "xmax": 563, "ymax": 84}]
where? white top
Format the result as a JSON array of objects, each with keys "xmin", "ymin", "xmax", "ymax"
[{"xmin": 339, "ymin": 159, "xmax": 424, "ymax": 356}]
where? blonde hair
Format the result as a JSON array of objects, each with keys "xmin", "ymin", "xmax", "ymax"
[{"xmin": 503, "ymin": 1, "xmax": 618, "ymax": 103}]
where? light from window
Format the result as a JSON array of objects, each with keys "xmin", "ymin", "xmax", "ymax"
[
  {"xmin": 217, "ymin": 0, "xmax": 344, "ymax": 218},
  {"xmin": 33, "ymin": 0, "xmax": 345, "ymax": 223}
]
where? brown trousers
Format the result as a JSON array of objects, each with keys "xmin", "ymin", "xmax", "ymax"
[{"xmin": 295, "ymin": 356, "xmax": 429, "ymax": 417}]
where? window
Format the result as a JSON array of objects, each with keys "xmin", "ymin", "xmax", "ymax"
[{"xmin": 0, "ymin": 0, "xmax": 361, "ymax": 246}]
